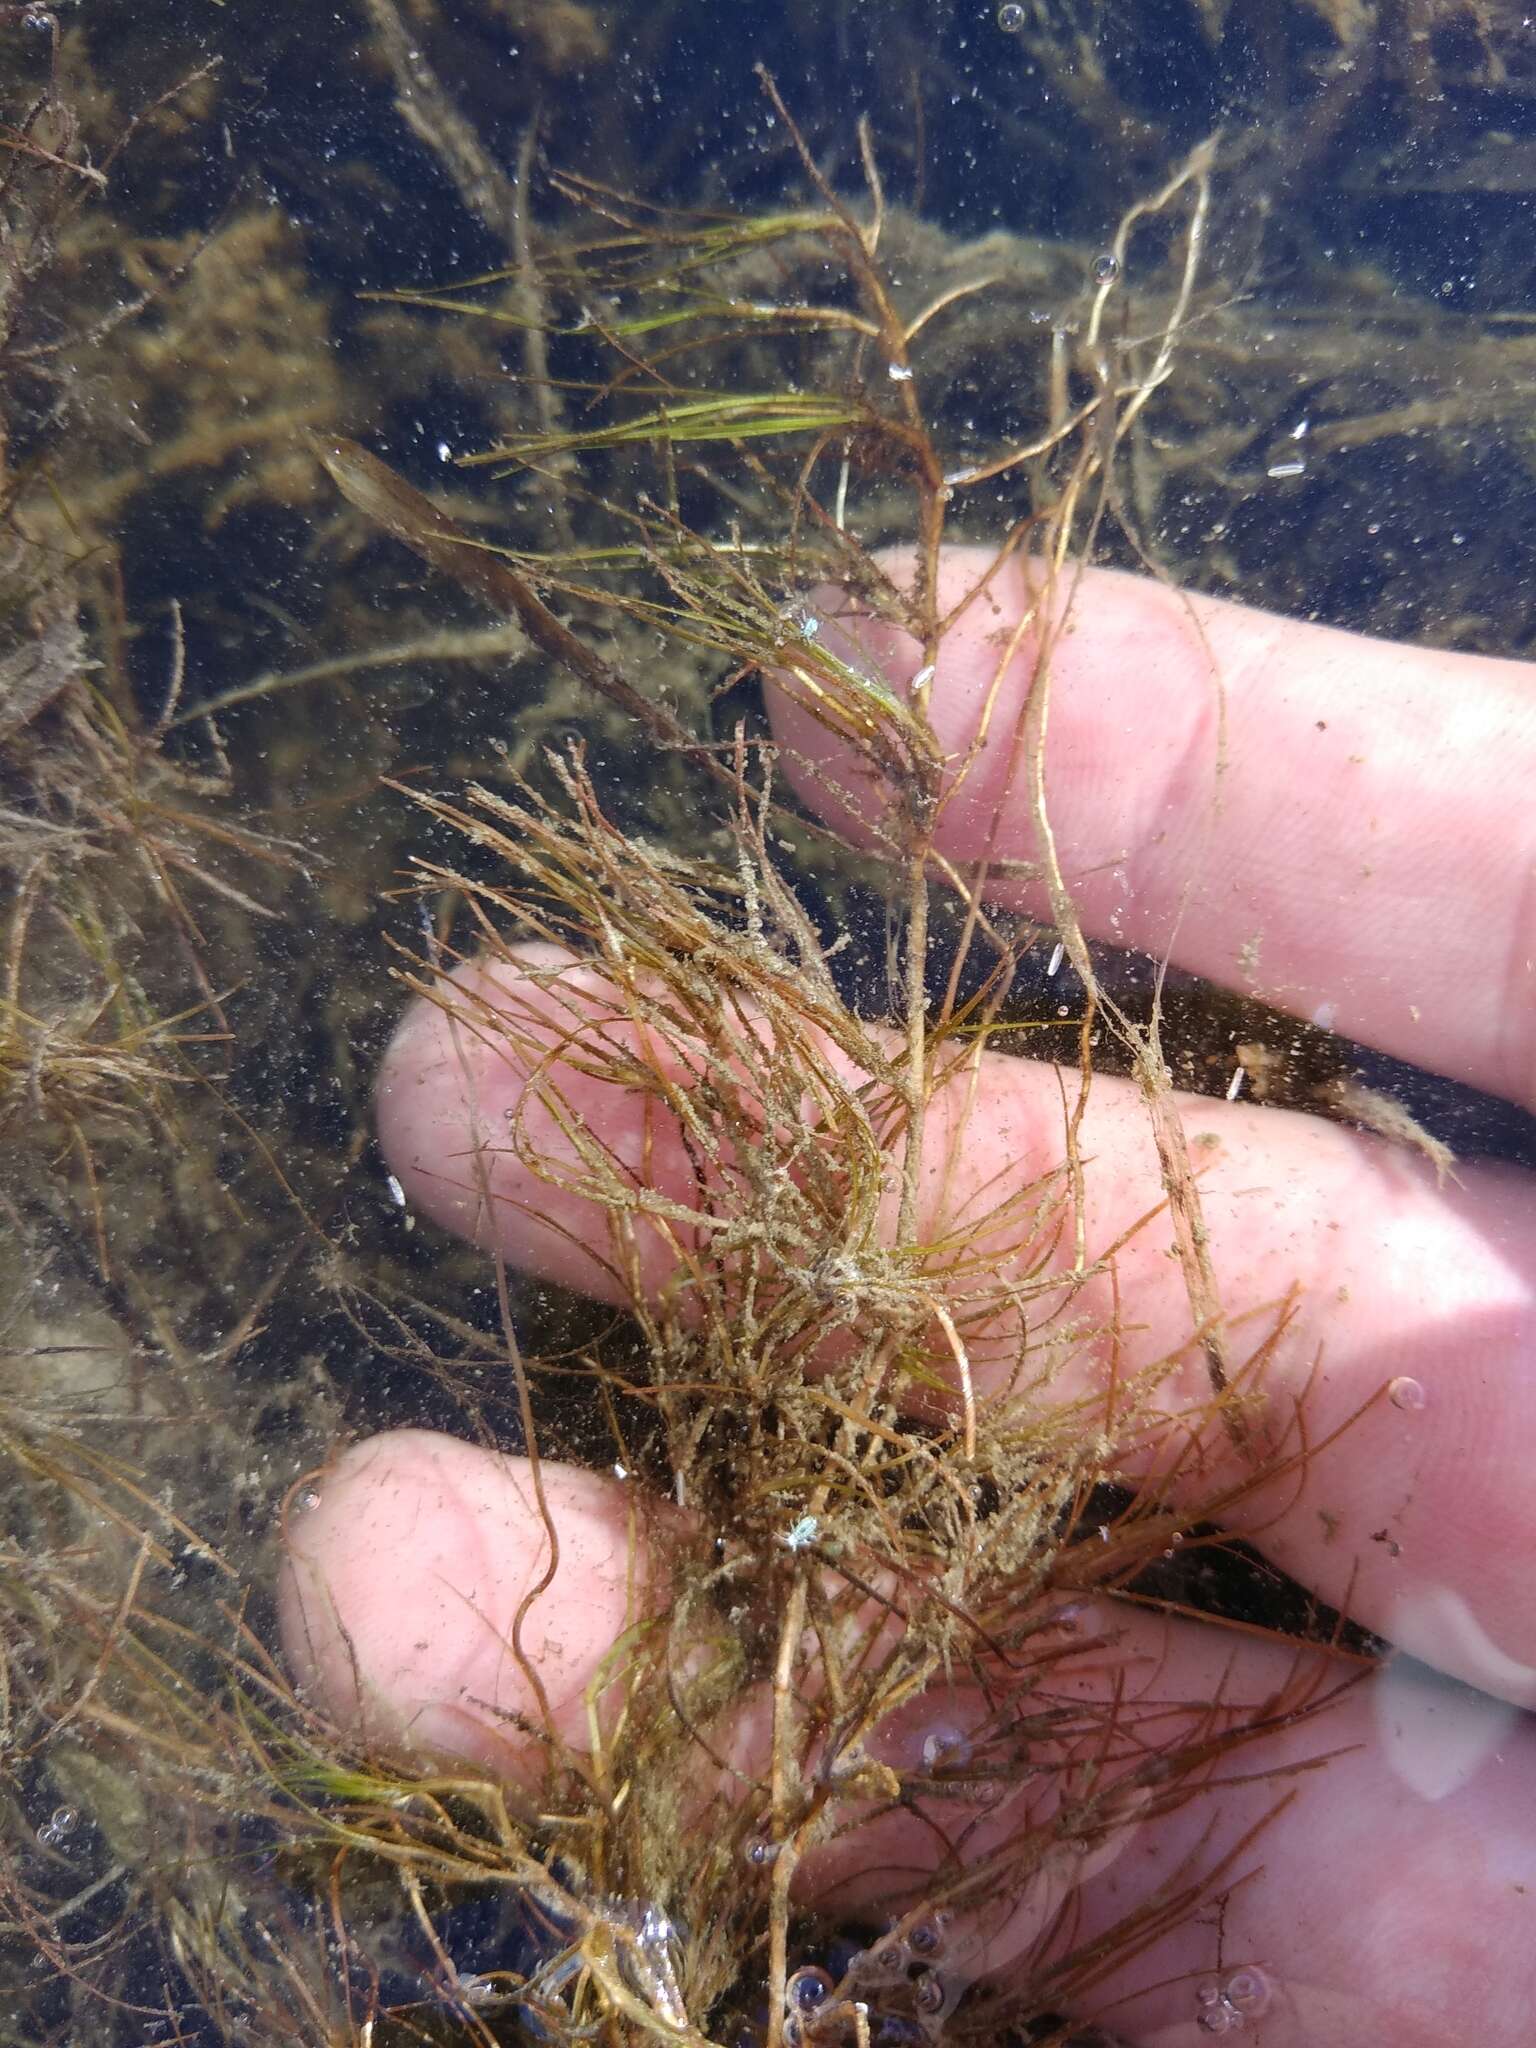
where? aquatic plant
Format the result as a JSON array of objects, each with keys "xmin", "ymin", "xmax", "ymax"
[{"xmin": 300, "ymin": 86, "xmax": 1374, "ymax": 2047}]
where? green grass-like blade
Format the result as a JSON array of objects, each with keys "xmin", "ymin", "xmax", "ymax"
[{"xmin": 465, "ymin": 393, "xmax": 865, "ymax": 467}]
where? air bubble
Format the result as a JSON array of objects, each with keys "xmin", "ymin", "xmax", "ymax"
[
  {"xmin": 1224, "ymin": 1966, "xmax": 1272, "ymax": 2015},
  {"xmin": 913, "ymin": 1971, "xmax": 947, "ymax": 2015},
  {"xmin": 1388, "ymin": 1376, "xmax": 1427, "ymax": 1412},
  {"xmin": 1266, "ymin": 456, "xmax": 1307, "ymax": 479},
  {"xmin": 292, "ymin": 1486, "xmax": 322, "ymax": 1516},
  {"xmin": 858, "ymin": 1938, "xmax": 907, "ymax": 1983},
  {"xmin": 48, "ymin": 1807, "xmax": 78, "ymax": 1837},
  {"xmin": 1092, "ymin": 252, "xmax": 1120, "ymax": 283},
  {"xmin": 905, "ymin": 1914, "xmax": 947, "ymax": 1960},
  {"xmin": 786, "ymin": 1968, "xmax": 834, "ymax": 2013},
  {"xmin": 742, "ymin": 1835, "xmax": 779, "ymax": 1867},
  {"xmin": 920, "ymin": 1725, "xmax": 972, "ymax": 1772},
  {"xmin": 996, "ymin": 1, "xmax": 1026, "ymax": 28},
  {"xmin": 1195, "ymin": 2007, "xmax": 1239, "ymax": 2035}
]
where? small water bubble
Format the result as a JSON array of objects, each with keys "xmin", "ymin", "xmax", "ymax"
[
  {"xmin": 786, "ymin": 1968, "xmax": 834, "ymax": 2013},
  {"xmin": 1195, "ymin": 1981, "xmax": 1223, "ymax": 2008},
  {"xmin": 996, "ymin": 1, "xmax": 1027, "ymax": 28},
  {"xmin": 920, "ymin": 1725, "xmax": 972, "ymax": 1772},
  {"xmin": 1224, "ymin": 1966, "xmax": 1272, "ymax": 2015},
  {"xmin": 1195, "ymin": 2006, "xmax": 1239, "ymax": 2035},
  {"xmin": 1092, "ymin": 251, "xmax": 1120, "ymax": 283},
  {"xmin": 866, "ymin": 1938, "xmax": 907, "ymax": 1979},
  {"xmin": 1266, "ymin": 456, "xmax": 1307, "ymax": 479},
  {"xmin": 887, "ymin": 361, "xmax": 915, "ymax": 382},
  {"xmin": 913, "ymin": 1971, "xmax": 947, "ymax": 2016},
  {"xmin": 1388, "ymin": 1376, "xmax": 1427, "ymax": 1412},
  {"xmin": 293, "ymin": 1486, "xmax": 322, "ymax": 1516},
  {"xmin": 742, "ymin": 1835, "xmax": 779, "ymax": 1868},
  {"xmin": 905, "ymin": 1914, "xmax": 948, "ymax": 1960},
  {"xmin": 783, "ymin": 2018, "xmax": 805, "ymax": 2048},
  {"xmin": 49, "ymin": 1807, "xmax": 78, "ymax": 1837}
]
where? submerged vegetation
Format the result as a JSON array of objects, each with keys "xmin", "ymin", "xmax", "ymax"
[
  {"xmin": 301, "ymin": 106, "xmax": 1353, "ymax": 2046},
  {"xmin": 1, "ymin": 2, "xmax": 1534, "ymax": 2043}
]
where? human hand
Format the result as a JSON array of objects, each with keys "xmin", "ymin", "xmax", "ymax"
[{"xmin": 280, "ymin": 550, "xmax": 1536, "ymax": 2045}]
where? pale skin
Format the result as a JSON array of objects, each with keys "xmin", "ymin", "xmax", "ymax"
[{"xmin": 280, "ymin": 550, "xmax": 1536, "ymax": 2045}]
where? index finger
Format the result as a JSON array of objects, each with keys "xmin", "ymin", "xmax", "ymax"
[{"xmin": 768, "ymin": 548, "xmax": 1536, "ymax": 1110}]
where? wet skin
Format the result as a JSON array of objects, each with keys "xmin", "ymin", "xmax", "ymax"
[{"xmin": 281, "ymin": 550, "xmax": 1536, "ymax": 2046}]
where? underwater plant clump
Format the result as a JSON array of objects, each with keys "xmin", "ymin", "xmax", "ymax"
[{"xmin": 284, "ymin": 95, "xmax": 1389, "ymax": 2048}]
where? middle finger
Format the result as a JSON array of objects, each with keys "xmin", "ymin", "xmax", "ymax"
[{"xmin": 377, "ymin": 946, "xmax": 1536, "ymax": 1703}]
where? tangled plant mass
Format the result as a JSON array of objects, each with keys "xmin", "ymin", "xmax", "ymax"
[{"xmin": 287, "ymin": 101, "xmax": 1373, "ymax": 2047}]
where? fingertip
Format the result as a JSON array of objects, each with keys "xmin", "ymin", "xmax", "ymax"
[
  {"xmin": 277, "ymin": 1426, "xmax": 515, "ymax": 1767},
  {"xmin": 373, "ymin": 943, "xmax": 616, "ymax": 1268},
  {"xmin": 767, "ymin": 544, "xmax": 1020, "ymax": 843},
  {"xmin": 278, "ymin": 1428, "xmax": 655, "ymax": 1778},
  {"xmin": 373, "ymin": 943, "xmax": 712, "ymax": 1300},
  {"xmin": 767, "ymin": 546, "xmax": 1217, "ymax": 864},
  {"xmin": 373, "ymin": 959, "xmax": 498, "ymax": 1244}
]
